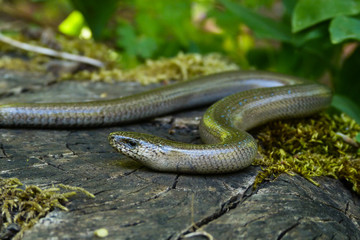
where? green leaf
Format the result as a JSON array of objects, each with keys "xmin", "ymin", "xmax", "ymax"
[
  {"xmin": 209, "ymin": 8, "xmax": 241, "ymax": 37},
  {"xmin": 292, "ymin": 0, "xmax": 360, "ymax": 32},
  {"xmin": 331, "ymin": 94, "xmax": 360, "ymax": 124},
  {"xmin": 58, "ymin": 10, "xmax": 85, "ymax": 37},
  {"xmin": 116, "ymin": 22, "xmax": 158, "ymax": 59},
  {"xmin": 132, "ymin": 0, "xmax": 197, "ymax": 58},
  {"xmin": 336, "ymin": 46, "xmax": 360, "ymax": 114},
  {"xmin": 116, "ymin": 24, "xmax": 138, "ymax": 57},
  {"xmin": 329, "ymin": 16, "xmax": 360, "ymax": 44},
  {"xmin": 136, "ymin": 37, "xmax": 157, "ymax": 59},
  {"xmin": 282, "ymin": 0, "xmax": 297, "ymax": 16},
  {"xmin": 217, "ymin": 0, "xmax": 292, "ymax": 42},
  {"xmin": 292, "ymin": 24, "xmax": 330, "ymax": 47},
  {"xmin": 70, "ymin": 0, "xmax": 118, "ymax": 40}
]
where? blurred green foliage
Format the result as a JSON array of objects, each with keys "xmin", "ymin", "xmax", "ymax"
[
  {"xmin": 69, "ymin": 0, "xmax": 118, "ymax": 39},
  {"xmin": 116, "ymin": 1, "xmax": 200, "ymax": 65},
  {"xmin": 50, "ymin": 0, "xmax": 360, "ymax": 124}
]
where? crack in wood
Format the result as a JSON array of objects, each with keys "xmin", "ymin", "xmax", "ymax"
[
  {"xmin": 320, "ymin": 201, "xmax": 349, "ymax": 216},
  {"xmin": 276, "ymin": 222, "xmax": 300, "ymax": 240},
  {"xmin": 65, "ymin": 142, "xmax": 77, "ymax": 156},
  {"xmin": 242, "ymin": 215, "xmax": 266, "ymax": 227},
  {"xmin": 0, "ymin": 143, "xmax": 9, "ymax": 158},
  {"xmin": 126, "ymin": 187, "xmax": 171, "ymax": 208},
  {"xmin": 120, "ymin": 220, "xmax": 145, "ymax": 228},
  {"xmin": 123, "ymin": 168, "xmax": 140, "ymax": 176},
  {"xmin": 344, "ymin": 201, "xmax": 350, "ymax": 215},
  {"xmin": 47, "ymin": 161, "xmax": 66, "ymax": 171},
  {"xmin": 171, "ymin": 175, "xmax": 180, "ymax": 189},
  {"xmin": 75, "ymin": 184, "xmax": 174, "ymax": 213},
  {"xmin": 126, "ymin": 184, "xmax": 154, "ymax": 195},
  {"xmin": 175, "ymin": 184, "xmax": 255, "ymax": 240},
  {"xmin": 166, "ymin": 234, "xmax": 175, "ymax": 240}
]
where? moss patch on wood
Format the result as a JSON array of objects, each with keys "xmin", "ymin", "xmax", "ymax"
[
  {"xmin": 0, "ymin": 178, "xmax": 94, "ymax": 240},
  {"xmin": 253, "ymin": 113, "xmax": 360, "ymax": 194}
]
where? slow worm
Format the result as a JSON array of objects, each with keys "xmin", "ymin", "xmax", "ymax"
[{"xmin": 0, "ymin": 71, "xmax": 332, "ymax": 173}]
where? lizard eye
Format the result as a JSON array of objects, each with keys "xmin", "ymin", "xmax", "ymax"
[{"xmin": 123, "ymin": 139, "xmax": 138, "ymax": 148}]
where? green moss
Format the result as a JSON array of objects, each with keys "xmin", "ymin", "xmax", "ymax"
[
  {"xmin": 253, "ymin": 113, "xmax": 360, "ymax": 194},
  {"xmin": 59, "ymin": 52, "xmax": 239, "ymax": 84},
  {"xmin": 0, "ymin": 33, "xmax": 238, "ymax": 85},
  {"xmin": 0, "ymin": 178, "xmax": 94, "ymax": 240}
]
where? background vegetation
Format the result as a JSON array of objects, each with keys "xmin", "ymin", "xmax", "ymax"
[{"xmin": 1, "ymin": 0, "xmax": 360, "ymax": 131}]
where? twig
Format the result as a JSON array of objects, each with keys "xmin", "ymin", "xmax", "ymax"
[
  {"xmin": 336, "ymin": 132, "xmax": 360, "ymax": 148},
  {"xmin": 0, "ymin": 32, "xmax": 104, "ymax": 68}
]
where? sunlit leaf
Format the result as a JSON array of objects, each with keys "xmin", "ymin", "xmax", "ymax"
[
  {"xmin": 330, "ymin": 16, "xmax": 360, "ymax": 44},
  {"xmin": 292, "ymin": 0, "xmax": 360, "ymax": 32},
  {"xmin": 58, "ymin": 10, "xmax": 85, "ymax": 37}
]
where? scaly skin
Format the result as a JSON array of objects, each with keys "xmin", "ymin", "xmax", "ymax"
[{"xmin": 0, "ymin": 71, "xmax": 332, "ymax": 173}]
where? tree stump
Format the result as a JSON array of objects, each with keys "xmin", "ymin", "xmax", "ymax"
[{"xmin": 0, "ymin": 69, "xmax": 359, "ymax": 240}]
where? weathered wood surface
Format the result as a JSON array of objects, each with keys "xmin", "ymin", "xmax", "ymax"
[{"xmin": 0, "ymin": 69, "xmax": 359, "ymax": 240}]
